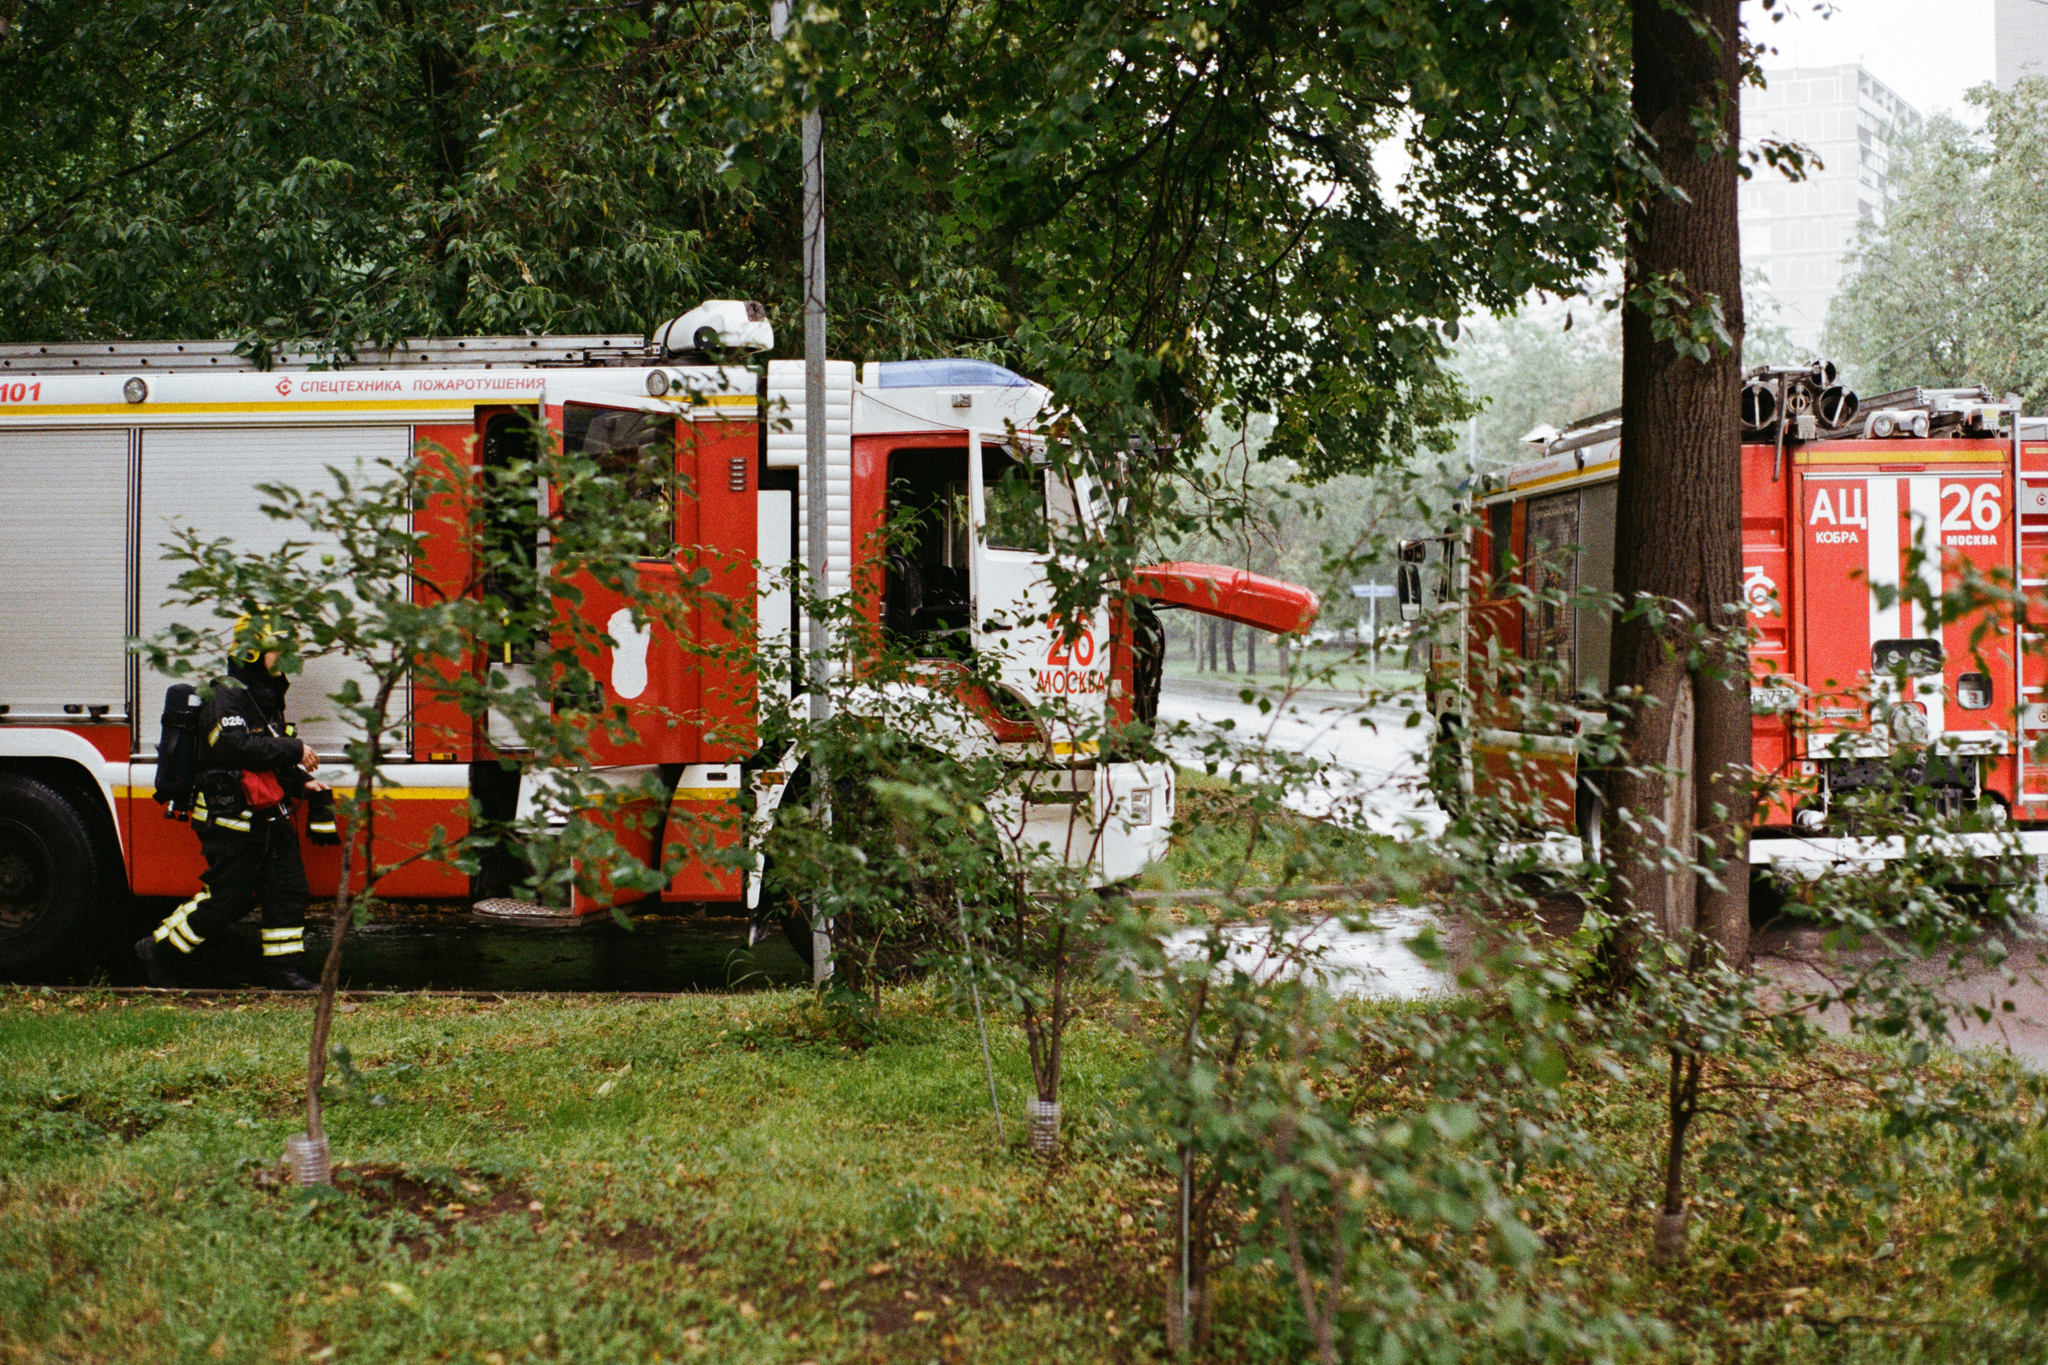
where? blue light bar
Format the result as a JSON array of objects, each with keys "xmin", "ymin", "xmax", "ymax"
[{"xmin": 874, "ymin": 359, "xmax": 1032, "ymax": 389}]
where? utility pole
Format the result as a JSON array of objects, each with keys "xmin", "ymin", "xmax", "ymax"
[{"xmin": 773, "ymin": 0, "xmax": 833, "ymax": 984}]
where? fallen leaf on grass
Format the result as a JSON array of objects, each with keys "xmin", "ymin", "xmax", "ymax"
[
  {"xmin": 383, "ymin": 1281, "xmax": 416, "ymax": 1307},
  {"xmin": 866, "ymin": 1262, "xmax": 892, "ymax": 1277},
  {"xmin": 816, "ymin": 1279, "xmax": 836, "ymax": 1292}
]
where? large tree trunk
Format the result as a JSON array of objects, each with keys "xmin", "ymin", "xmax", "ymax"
[{"xmin": 1608, "ymin": 0, "xmax": 1751, "ymax": 969}]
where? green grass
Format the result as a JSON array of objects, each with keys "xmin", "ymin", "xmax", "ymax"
[
  {"xmin": 1137, "ymin": 767, "xmax": 1403, "ymax": 893},
  {"xmin": 4, "ymin": 976, "xmax": 2046, "ymax": 1361},
  {"xmin": 1, "ymin": 985, "xmax": 1170, "ymax": 1364}
]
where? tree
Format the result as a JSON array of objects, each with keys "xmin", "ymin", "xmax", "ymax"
[
  {"xmin": 141, "ymin": 417, "xmax": 693, "ymax": 1177},
  {"xmin": 1600, "ymin": 0, "xmax": 1752, "ymax": 1262},
  {"xmin": 1827, "ymin": 84, "xmax": 2048, "ymax": 404},
  {"xmin": 0, "ymin": 0, "xmax": 1645, "ymax": 484},
  {"xmin": 1455, "ymin": 301, "xmax": 1624, "ymax": 465}
]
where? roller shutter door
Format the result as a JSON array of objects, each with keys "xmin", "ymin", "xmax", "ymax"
[
  {"xmin": 138, "ymin": 425, "xmax": 412, "ymax": 754},
  {"xmin": 0, "ymin": 429, "xmax": 130, "ymax": 720}
]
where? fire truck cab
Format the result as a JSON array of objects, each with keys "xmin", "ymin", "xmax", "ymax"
[
  {"xmin": 0, "ymin": 304, "xmax": 1318, "ymax": 974},
  {"xmin": 1411, "ymin": 375, "xmax": 2048, "ymax": 875}
]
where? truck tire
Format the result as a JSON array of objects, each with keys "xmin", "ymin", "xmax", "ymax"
[{"xmin": 0, "ymin": 773, "xmax": 111, "ymax": 976}]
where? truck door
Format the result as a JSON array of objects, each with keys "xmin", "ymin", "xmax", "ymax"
[
  {"xmin": 1802, "ymin": 473, "xmax": 1910, "ymax": 755},
  {"xmin": 1800, "ymin": 468, "xmax": 2011, "ymax": 757},
  {"xmin": 1927, "ymin": 468, "xmax": 2013, "ymax": 766},
  {"xmin": 966, "ymin": 433, "xmax": 1104, "ymax": 745}
]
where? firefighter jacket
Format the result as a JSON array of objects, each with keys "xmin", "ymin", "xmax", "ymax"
[{"xmin": 190, "ymin": 663, "xmax": 317, "ymax": 834}]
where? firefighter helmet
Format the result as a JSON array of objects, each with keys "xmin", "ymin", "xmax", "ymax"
[{"xmin": 229, "ymin": 612, "xmax": 296, "ymax": 667}]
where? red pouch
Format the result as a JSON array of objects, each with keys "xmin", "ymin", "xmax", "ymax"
[{"xmin": 241, "ymin": 769, "xmax": 287, "ymax": 808}]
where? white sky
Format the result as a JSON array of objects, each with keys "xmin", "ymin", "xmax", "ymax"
[{"xmin": 1746, "ymin": 0, "xmax": 1995, "ymax": 120}]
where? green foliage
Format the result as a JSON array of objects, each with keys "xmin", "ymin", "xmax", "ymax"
[
  {"xmin": 1455, "ymin": 302, "xmax": 1623, "ymax": 468},
  {"xmin": 0, "ymin": 0, "xmax": 1643, "ymax": 477},
  {"xmin": 1827, "ymin": 79, "xmax": 2048, "ymax": 403}
]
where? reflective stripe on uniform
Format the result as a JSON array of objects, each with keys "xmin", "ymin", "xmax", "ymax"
[
  {"xmin": 260, "ymin": 926, "xmax": 305, "ymax": 958},
  {"xmin": 153, "ymin": 893, "xmax": 208, "ymax": 954},
  {"xmin": 190, "ymin": 797, "xmax": 250, "ymax": 833}
]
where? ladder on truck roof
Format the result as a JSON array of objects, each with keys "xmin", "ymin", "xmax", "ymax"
[{"xmin": 0, "ymin": 334, "xmax": 661, "ymax": 374}]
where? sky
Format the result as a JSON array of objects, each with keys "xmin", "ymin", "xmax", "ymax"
[{"xmin": 1747, "ymin": 0, "xmax": 1995, "ymax": 121}]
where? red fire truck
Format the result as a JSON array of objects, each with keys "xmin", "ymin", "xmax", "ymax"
[
  {"xmin": 1408, "ymin": 374, "xmax": 2048, "ymax": 877},
  {"xmin": 0, "ymin": 301, "xmax": 1317, "ymax": 973}
]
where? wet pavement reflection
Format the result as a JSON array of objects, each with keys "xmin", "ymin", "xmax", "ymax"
[{"xmin": 53, "ymin": 908, "xmax": 812, "ymax": 993}]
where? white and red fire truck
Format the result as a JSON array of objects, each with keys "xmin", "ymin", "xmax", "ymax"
[
  {"xmin": 0, "ymin": 301, "xmax": 1317, "ymax": 973},
  {"xmin": 1410, "ymin": 373, "xmax": 2048, "ymax": 876}
]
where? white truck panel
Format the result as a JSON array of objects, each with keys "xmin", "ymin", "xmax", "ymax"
[
  {"xmin": 137, "ymin": 424, "xmax": 413, "ymax": 755},
  {"xmin": 769, "ymin": 360, "xmax": 856, "ymax": 606},
  {"xmin": 0, "ymin": 428, "xmax": 130, "ymax": 718}
]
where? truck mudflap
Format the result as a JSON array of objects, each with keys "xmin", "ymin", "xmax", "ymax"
[
  {"xmin": 1128, "ymin": 562, "xmax": 1320, "ymax": 634},
  {"xmin": 1752, "ymin": 829, "xmax": 2048, "ymax": 874}
]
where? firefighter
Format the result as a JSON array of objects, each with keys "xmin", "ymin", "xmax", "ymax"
[{"xmin": 135, "ymin": 615, "xmax": 331, "ymax": 990}]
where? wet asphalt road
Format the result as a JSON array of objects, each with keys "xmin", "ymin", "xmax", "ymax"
[{"xmin": 42, "ymin": 907, "xmax": 812, "ymax": 994}]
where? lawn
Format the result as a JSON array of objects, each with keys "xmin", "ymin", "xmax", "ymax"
[{"xmin": 4, "ymin": 978, "xmax": 2047, "ymax": 1363}]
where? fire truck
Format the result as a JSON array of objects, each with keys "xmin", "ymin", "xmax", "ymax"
[
  {"xmin": 0, "ymin": 300, "xmax": 1317, "ymax": 974},
  {"xmin": 1405, "ymin": 366, "xmax": 2048, "ymax": 878}
]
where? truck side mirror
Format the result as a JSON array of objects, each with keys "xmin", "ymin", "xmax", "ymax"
[{"xmin": 1397, "ymin": 561, "xmax": 1424, "ymax": 622}]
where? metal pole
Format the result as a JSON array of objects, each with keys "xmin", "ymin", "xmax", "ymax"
[
  {"xmin": 774, "ymin": 0, "xmax": 833, "ymax": 984},
  {"xmin": 1369, "ymin": 593, "xmax": 1378, "ymax": 682},
  {"xmin": 957, "ymin": 899, "xmax": 1005, "ymax": 1142}
]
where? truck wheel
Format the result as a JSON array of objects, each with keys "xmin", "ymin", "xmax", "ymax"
[{"xmin": 0, "ymin": 773, "xmax": 110, "ymax": 976}]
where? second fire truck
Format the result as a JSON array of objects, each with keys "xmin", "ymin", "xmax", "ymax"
[{"xmin": 1407, "ymin": 367, "xmax": 2048, "ymax": 876}]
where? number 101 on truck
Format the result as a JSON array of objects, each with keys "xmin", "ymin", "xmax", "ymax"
[
  {"xmin": 1398, "ymin": 367, "xmax": 2048, "ymax": 880},
  {"xmin": 0, "ymin": 302, "xmax": 1317, "ymax": 976}
]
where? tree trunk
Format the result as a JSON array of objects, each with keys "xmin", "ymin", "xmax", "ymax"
[
  {"xmin": 1222, "ymin": 622, "xmax": 1236, "ymax": 674},
  {"xmin": 1607, "ymin": 0, "xmax": 1751, "ymax": 968},
  {"xmin": 1246, "ymin": 630, "xmax": 1258, "ymax": 675}
]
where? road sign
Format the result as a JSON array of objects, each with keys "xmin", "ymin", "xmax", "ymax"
[{"xmin": 1350, "ymin": 583, "xmax": 1396, "ymax": 599}]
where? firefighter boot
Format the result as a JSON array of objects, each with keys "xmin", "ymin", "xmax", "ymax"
[
  {"xmin": 264, "ymin": 957, "xmax": 317, "ymax": 992},
  {"xmin": 134, "ymin": 935, "xmax": 181, "ymax": 989}
]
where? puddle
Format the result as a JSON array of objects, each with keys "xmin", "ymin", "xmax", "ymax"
[{"xmin": 1159, "ymin": 902, "xmax": 1450, "ymax": 999}]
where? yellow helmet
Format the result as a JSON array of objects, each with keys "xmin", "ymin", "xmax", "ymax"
[{"xmin": 230, "ymin": 612, "xmax": 296, "ymax": 667}]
